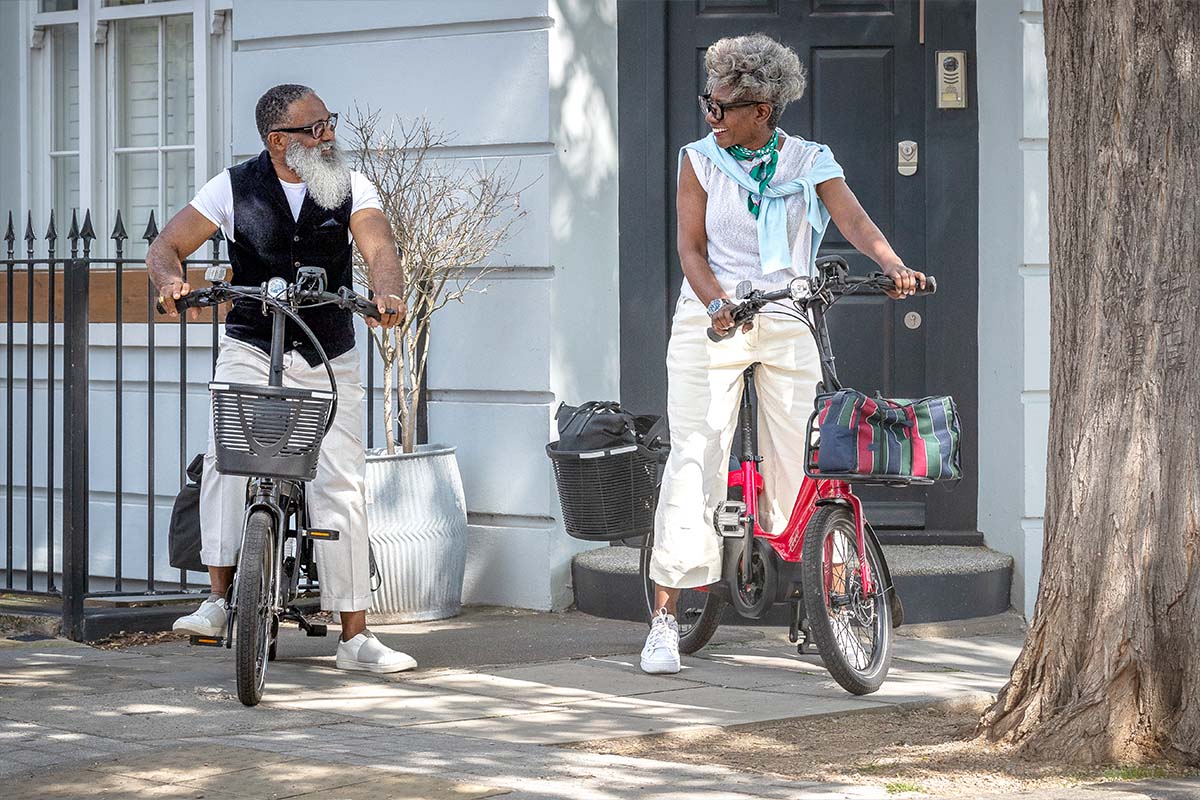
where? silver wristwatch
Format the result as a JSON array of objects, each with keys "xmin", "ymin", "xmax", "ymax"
[{"xmin": 706, "ymin": 297, "xmax": 731, "ymax": 317}]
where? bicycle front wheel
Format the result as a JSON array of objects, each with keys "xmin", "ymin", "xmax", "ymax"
[
  {"xmin": 801, "ymin": 506, "xmax": 893, "ymax": 695},
  {"xmin": 235, "ymin": 509, "xmax": 277, "ymax": 706},
  {"xmin": 639, "ymin": 529, "xmax": 725, "ymax": 654}
]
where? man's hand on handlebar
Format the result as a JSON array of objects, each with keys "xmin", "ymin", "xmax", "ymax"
[
  {"xmin": 710, "ymin": 298, "xmax": 753, "ymax": 338},
  {"xmin": 371, "ymin": 293, "xmax": 407, "ymax": 330},
  {"xmin": 880, "ymin": 262, "xmax": 927, "ymax": 300},
  {"xmin": 157, "ymin": 278, "xmax": 200, "ymax": 321}
]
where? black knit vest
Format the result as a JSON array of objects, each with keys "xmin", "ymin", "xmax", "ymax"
[{"xmin": 224, "ymin": 151, "xmax": 356, "ymax": 366}]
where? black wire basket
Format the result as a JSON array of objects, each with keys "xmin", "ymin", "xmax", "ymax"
[
  {"xmin": 547, "ymin": 442, "xmax": 668, "ymax": 541},
  {"xmin": 210, "ymin": 382, "xmax": 334, "ymax": 481}
]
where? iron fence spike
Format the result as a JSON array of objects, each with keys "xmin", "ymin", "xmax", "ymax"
[
  {"xmin": 45, "ymin": 210, "xmax": 57, "ymax": 244},
  {"xmin": 111, "ymin": 209, "xmax": 128, "ymax": 242},
  {"xmin": 4, "ymin": 212, "xmax": 14, "ymax": 246},
  {"xmin": 143, "ymin": 210, "xmax": 159, "ymax": 243},
  {"xmin": 80, "ymin": 209, "xmax": 96, "ymax": 242},
  {"xmin": 24, "ymin": 211, "xmax": 35, "ymax": 245}
]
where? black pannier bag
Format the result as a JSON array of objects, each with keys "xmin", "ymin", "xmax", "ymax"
[
  {"xmin": 547, "ymin": 401, "xmax": 669, "ymax": 542},
  {"xmin": 168, "ymin": 453, "xmax": 206, "ymax": 573}
]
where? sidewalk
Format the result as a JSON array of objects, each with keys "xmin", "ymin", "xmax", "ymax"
[{"xmin": 0, "ymin": 607, "xmax": 1031, "ymax": 799}]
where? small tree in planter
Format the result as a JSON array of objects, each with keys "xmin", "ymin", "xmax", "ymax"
[
  {"xmin": 346, "ymin": 106, "xmax": 528, "ymax": 454},
  {"xmin": 344, "ymin": 106, "xmax": 530, "ymax": 622}
]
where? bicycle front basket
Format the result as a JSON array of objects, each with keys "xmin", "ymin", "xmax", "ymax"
[{"xmin": 210, "ymin": 383, "xmax": 334, "ymax": 481}]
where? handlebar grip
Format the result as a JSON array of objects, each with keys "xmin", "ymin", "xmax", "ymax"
[
  {"xmin": 155, "ymin": 292, "xmax": 204, "ymax": 315},
  {"xmin": 922, "ymin": 275, "xmax": 937, "ymax": 295},
  {"xmin": 706, "ymin": 325, "xmax": 735, "ymax": 343}
]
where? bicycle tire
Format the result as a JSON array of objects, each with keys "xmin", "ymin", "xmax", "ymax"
[
  {"xmin": 801, "ymin": 506, "xmax": 893, "ymax": 695},
  {"xmin": 639, "ymin": 529, "xmax": 725, "ymax": 654},
  {"xmin": 235, "ymin": 509, "xmax": 276, "ymax": 706}
]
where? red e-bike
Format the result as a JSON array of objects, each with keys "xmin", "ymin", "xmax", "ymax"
[{"xmin": 640, "ymin": 256, "xmax": 937, "ymax": 694}]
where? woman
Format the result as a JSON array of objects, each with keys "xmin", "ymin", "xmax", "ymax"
[{"xmin": 641, "ymin": 33, "xmax": 925, "ymax": 674}]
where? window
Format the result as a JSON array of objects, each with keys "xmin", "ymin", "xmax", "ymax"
[
  {"xmin": 49, "ymin": 24, "xmax": 80, "ymax": 232},
  {"xmin": 109, "ymin": 14, "xmax": 195, "ymax": 255},
  {"xmin": 27, "ymin": 0, "xmax": 231, "ymax": 256}
]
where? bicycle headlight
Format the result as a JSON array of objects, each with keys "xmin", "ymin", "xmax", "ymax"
[{"xmin": 789, "ymin": 277, "xmax": 812, "ymax": 302}]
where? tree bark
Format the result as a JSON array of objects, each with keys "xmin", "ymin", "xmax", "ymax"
[{"xmin": 979, "ymin": 0, "xmax": 1200, "ymax": 766}]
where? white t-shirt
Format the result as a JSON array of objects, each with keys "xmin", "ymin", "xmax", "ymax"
[
  {"xmin": 683, "ymin": 136, "xmax": 839, "ymax": 301},
  {"xmin": 189, "ymin": 168, "xmax": 383, "ymax": 242}
]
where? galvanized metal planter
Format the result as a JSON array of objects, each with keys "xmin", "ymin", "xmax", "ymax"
[{"xmin": 364, "ymin": 444, "xmax": 468, "ymax": 623}]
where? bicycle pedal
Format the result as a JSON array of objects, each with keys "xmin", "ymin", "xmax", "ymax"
[
  {"xmin": 305, "ymin": 528, "xmax": 339, "ymax": 541},
  {"xmin": 713, "ymin": 501, "xmax": 747, "ymax": 537},
  {"xmin": 305, "ymin": 623, "xmax": 328, "ymax": 637},
  {"xmin": 189, "ymin": 635, "xmax": 224, "ymax": 647}
]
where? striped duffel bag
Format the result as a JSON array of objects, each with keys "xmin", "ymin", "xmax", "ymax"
[{"xmin": 811, "ymin": 389, "xmax": 962, "ymax": 481}]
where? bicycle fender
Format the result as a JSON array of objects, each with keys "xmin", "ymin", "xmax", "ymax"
[
  {"xmin": 864, "ymin": 521, "xmax": 904, "ymax": 629},
  {"xmin": 811, "ymin": 497, "xmax": 904, "ymax": 627}
]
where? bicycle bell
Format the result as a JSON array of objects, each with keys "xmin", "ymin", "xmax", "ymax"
[{"xmin": 267, "ymin": 277, "xmax": 288, "ymax": 299}]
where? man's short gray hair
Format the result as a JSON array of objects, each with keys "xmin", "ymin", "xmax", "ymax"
[
  {"xmin": 705, "ymin": 34, "xmax": 806, "ymax": 128},
  {"xmin": 255, "ymin": 84, "xmax": 315, "ymax": 145}
]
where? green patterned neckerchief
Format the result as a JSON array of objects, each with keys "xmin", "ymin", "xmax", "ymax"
[{"xmin": 726, "ymin": 128, "xmax": 780, "ymax": 218}]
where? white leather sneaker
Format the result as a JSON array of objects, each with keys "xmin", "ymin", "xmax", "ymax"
[
  {"xmin": 172, "ymin": 597, "xmax": 228, "ymax": 637},
  {"xmin": 640, "ymin": 608, "xmax": 681, "ymax": 674},
  {"xmin": 335, "ymin": 632, "xmax": 417, "ymax": 674}
]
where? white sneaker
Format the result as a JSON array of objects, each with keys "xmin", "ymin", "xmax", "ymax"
[
  {"xmin": 640, "ymin": 608, "xmax": 680, "ymax": 674},
  {"xmin": 172, "ymin": 597, "xmax": 228, "ymax": 637},
  {"xmin": 335, "ymin": 632, "xmax": 417, "ymax": 674}
]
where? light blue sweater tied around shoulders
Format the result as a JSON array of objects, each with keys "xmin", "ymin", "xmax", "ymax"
[{"xmin": 679, "ymin": 131, "xmax": 845, "ymax": 274}]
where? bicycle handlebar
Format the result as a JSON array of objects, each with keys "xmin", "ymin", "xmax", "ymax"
[
  {"xmin": 705, "ymin": 271, "xmax": 938, "ymax": 343},
  {"xmin": 156, "ymin": 283, "xmax": 390, "ymax": 321}
]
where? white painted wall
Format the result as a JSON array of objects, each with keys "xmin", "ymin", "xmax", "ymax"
[
  {"xmin": 0, "ymin": 2, "xmax": 23, "ymax": 217},
  {"xmin": 977, "ymin": 0, "xmax": 1049, "ymax": 617}
]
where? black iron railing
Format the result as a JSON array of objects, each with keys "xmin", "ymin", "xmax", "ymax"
[{"xmin": 2, "ymin": 207, "xmax": 389, "ymax": 640}]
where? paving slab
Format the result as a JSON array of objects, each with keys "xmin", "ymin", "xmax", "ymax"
[
  {"xmin": 409, "ymin": 657, "xmax": 706, "ymax": 705},
  {"xmin": 404, "ymin": 706, "xmax": 690, "ymax": 745},
  {"xmin": 889, "ymin": 634, "xmax": 1024, "ymax": 677},
  {"xmin": 0, "ymin": 686, "xmax": 352, "ymax": 741},
  {"xmin": 568, "ymin": 684, "xmax": 891, "ymax": 727},
  {"xmin": 268, "ymin": 680, "xmax": 556, "ymax": 726}
]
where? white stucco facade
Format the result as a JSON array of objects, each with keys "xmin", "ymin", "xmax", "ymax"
[{"xmin": 977, "ymin": 0, "xmax": 1049, "ymax": 616}]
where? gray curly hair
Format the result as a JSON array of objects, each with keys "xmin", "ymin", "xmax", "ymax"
[
  {"xmin": 705, "ymin": 34, "xmax": 806, "ymax": 128},
  {"xmin": 255, "ymin": 83, "xmax": 315, "ymax": 145}
]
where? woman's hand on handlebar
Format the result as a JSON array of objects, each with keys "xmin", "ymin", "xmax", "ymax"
[
  {"xmin": 370, "ymin": 293, "xmax": 407, "ymax": 329},
  {"xmin": 157, "ymin": 278, "xmax": 200, "ymax": 321},
  {"xmin": 880, "ymin": 262, "xmax": 927, "ymax": 300}
]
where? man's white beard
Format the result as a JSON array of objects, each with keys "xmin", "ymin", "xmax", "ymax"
[{"xmin": 284, "ymin": 140, "xmax": 352, "ymax": 210}]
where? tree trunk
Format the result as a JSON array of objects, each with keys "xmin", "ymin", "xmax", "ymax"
[{"xmin": 979, "ymin": 0, "xmax": 1200, "ymax": 766}]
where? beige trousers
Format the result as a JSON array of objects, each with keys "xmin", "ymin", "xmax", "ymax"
[
  {"xmin": 649, "ymin": 297, "xmax": 822, "ymax": 589},
  {"xmin": 199, "ymin": 337, "xmax": 372, "ymax": 612}
]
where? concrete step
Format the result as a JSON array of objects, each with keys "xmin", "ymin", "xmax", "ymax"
[{"xmin": 572, "ymin": 542, "xmax": 1013, "ymax": 625}]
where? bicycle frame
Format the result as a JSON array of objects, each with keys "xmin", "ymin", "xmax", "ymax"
[{"xmin": 722, "ymin": 277, "xmax": 878, "ymax": 599}]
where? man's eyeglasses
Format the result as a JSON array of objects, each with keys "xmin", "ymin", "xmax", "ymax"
[
  {"xmin": 271, "ymin": 113, "xmax": 339, "ymax": 140},
  {"xmin": 698, "ymin": 95, "xmax": 767, "ymax": 122}
]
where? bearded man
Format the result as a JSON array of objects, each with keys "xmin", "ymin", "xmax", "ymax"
[{"xmin": 148, "ymin": 84, "xmax": 416, "ymax": 673}]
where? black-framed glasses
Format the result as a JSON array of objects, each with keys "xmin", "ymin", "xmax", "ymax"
[
  {"xmin": 271, "ymin": 113, "xmax": 339, "ymax": 139},
  {"xmin": 698, "ymin": 94, "xmax": 767, "ymax": 121}
]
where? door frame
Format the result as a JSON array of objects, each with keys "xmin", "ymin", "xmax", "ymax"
[{"xmin": 616, "ymin": 0, "xmax": 979, "ymax": 533}]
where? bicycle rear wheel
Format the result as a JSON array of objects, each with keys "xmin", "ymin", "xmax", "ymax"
[
  {"xmin": 235, "ymin": 509, "xmax": 277, "ymax": 706},
  {"xmin": 801, "ymin": 506, "xmax": 893, "ymax": 694},
  {"xmin": 639, "ymin": 529, "xmax": 725, "ymax": 654}
]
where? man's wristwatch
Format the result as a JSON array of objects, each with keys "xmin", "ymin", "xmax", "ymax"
[{"xmin": 706, "ymin": 297, "xmax": 732, "ymax": 318}]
